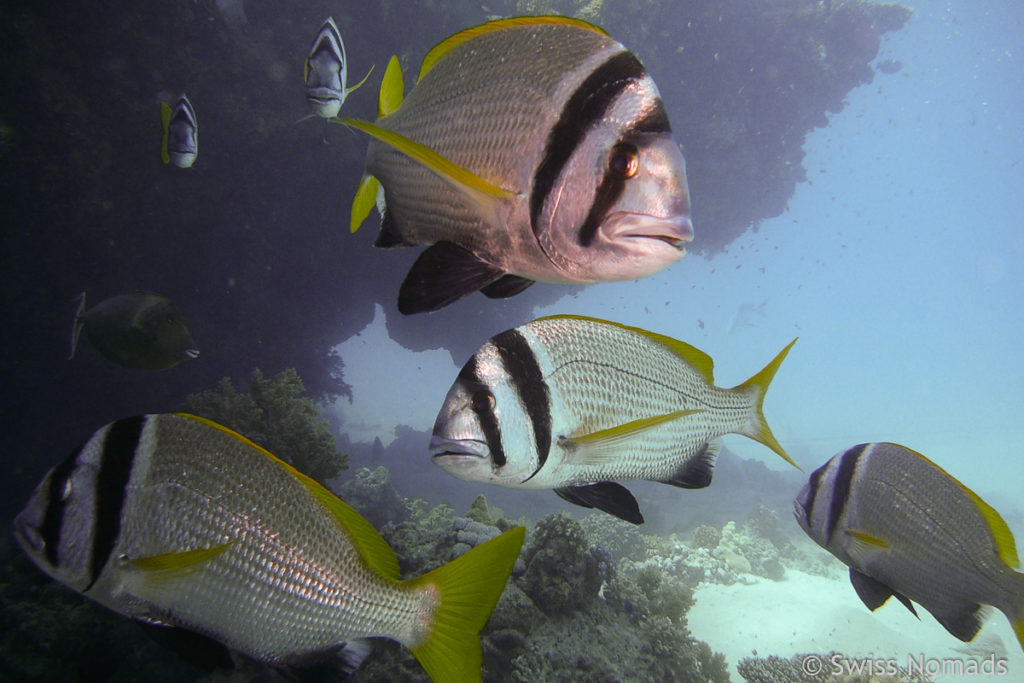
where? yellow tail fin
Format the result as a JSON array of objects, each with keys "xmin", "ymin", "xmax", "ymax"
[
  {"xmin": 733, "ymin": 338, "xmax": 800, "ymax": 470},
  {"xmin": 408, "ymin": 526, "xmax": 524, "ymax": 682}
]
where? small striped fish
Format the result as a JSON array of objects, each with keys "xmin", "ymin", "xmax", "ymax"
[
  {"xmin": 14, "ymin": 413, "xmax": 524, "ymax": 681},
  {"xmin": 795, "ymin": 442, "xmax": 1024, "ymax": 653},
  {"xmin": 431, "ymin": 314, "xmax": 798, "ymax": 524},
  {"xmin": 339, "ymin": 16, "xmax": 692, "ymax": 314}
]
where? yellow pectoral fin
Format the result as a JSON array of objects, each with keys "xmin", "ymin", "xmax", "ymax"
[
  {"xmin": 336, "ymin": 118, "xmax": 516, "ymax": 229},
  {"xmin": 564, "ymin": 410, "xmax": 704, "ymax": 466},
  {"xmin": 346, "ymin": 63, "xmax": 375, "ymax": 96},
  {"xmin": 131, "ymin": 542, "xmax": 234, "ymax": 590},
  {"xmin": 350, "ymin": 174, "xmax": 380, "ymax": 233},
  {"xmin": 378, "ymin": 55, "xmax": 404, "ymax": 118},
  {"xmin": 160, "ymin": 101, "xmax": 172, "ymax": 164},
  {"xmin": 846, "ymin": 529, "xmax": 891, "ymax": 564}
]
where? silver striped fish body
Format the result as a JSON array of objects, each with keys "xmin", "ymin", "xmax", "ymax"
[
  {"xmin": 355, "ymin": 17, "xmax": 691, "ymax": 313},
  {"xmin": 305, "ymin": 17, "xmax": 349, "ymax": 118},
  {"xmin": 165, "ymin": 94, "xmax": 198, "ymax": 168},
  {"xmin": 14, "ymin": 414, "xmax": 431, "ymax": 664},
  {"xmin": 795, "ymin": 442, "xmax": 1024, "ymax": 649},
  {"xmin": 432, "ymin": 315, "xmax": 795, "ymax": 522},
  {"xmin": 511, "ymin": 316, "xmax": 754, "ymax": 485}
]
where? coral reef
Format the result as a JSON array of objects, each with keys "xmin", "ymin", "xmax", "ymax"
[
  {"xmin": 337, "ymin": 466, "xmax": 407, "ymax": 528},
  {"xmin": 737, "ymin": 651, "xmax": 933, "ymax": 682},
  {"xmin": 692, "ymin": 523, "xmax": 723, "ymax": 550},
  {"xmin": 182, "ymin": 367, "xmax": 348, "ymax": 482}
]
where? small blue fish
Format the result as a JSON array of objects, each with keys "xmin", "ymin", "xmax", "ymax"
[
  {"xmin": 160, "ymin": 94, "xmax": 198, "ymax": 168},
  {"xmin": 304, "ymin": 17, "xmax": 373, "ymax": 119}
]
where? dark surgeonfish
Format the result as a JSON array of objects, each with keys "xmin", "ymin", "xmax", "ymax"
[
  {"xmin": 14, "ymin": 413, "xmax": 525, "ymax": 681},
  {"xmin": 794, "ymin": 442, "xmax": 1024, "ymax": 653},
  {"xmin": 69, "ymin": 291, "xmax": 199, "ymax": 369},
  {"xmin": 339, "ymin": 16, "xmax": 692, "ymax": 314},
  {"xmin": 304, "ymin": 17, "xmax": 373, "ymax": 119},
  {"xmin": 160, "ymin": 94, "xmax": 198, "ymax": 168},
  {"xmin": 430, "ymin": 314, "xmax": 798, "ymax": 524}
]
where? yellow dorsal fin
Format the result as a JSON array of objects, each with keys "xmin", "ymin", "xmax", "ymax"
[
  {"xmin": 335, "ymin": 118, "xmax": 517, "ymax": 223},
  {"xmin": 535, "ymin": 314, "xmax": 715, "ymax": 383},
  {"xmin": 347, "ymin": 63, "xmax": 375, "ymax": 96},
  {"xmin": 160, "ymin": 101, "xmax": 172, "ymax": 165},
  {"xmin": 350, "ymin": 174, "xmax": 380, "ymax": 233},
  {"xmin": 418, "ymin": 16, "xmax": 608, "ymax": 82},
  {"xmin": 172, "ymin": 413, "xmax": 401, "ymax": 581},
  {"xmin": 564, "ymin": 410, "xmax": 703, "ymax": 466},
  {"xmin": 378, "ymin": 55, "xmax": 404, "ymax": 118},
  {"xmin": 888, "ymin": 443, "xmax": 1021, "ymax": 570}
]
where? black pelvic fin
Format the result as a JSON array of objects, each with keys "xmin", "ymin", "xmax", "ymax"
[
  {"xmin": 555, "ymin": 482, "xmax": 644, "ymax": 524},
  {"xmin": 398, "ymin": 241, "xmax": 504, "ymax": 314},
  {"xmin": 373, "ymin": 209, "xmax": 412, "ymax": 247},
  {"xmin": 934, "ymin": 604, "xmax": 987, "ymax": 642},
  {"xmin": 848, "ymin": 567, "xmax": 918, "ymax": 617},
  {"xmin": 659, "ymin": 441, "xmax": 719, "ymax": 489},
  {"xmin": 480, "ymin": 274, "xmax": 535, "ymax": 299}
]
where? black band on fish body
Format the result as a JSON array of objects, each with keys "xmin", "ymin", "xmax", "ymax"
[
  {"xmin": 578, "ymin": 168, "xmax": 627, "ymax": 247},
  {"xmin": 490, "ymin": 329, "xmax": 551, "ymax": 477},
  {"xmin": 826, "ymin": 443, "xmax": 869, "ymax": 544},
  {"xmin": 800, "ymin": 460, "xmax": 828, "ymax": 524},
  {"xmin": 458, "ymin": 362, "xmax": 506, "ymax": 468},
  {"xmin": 87, "ymin": 416, "xmax": 145, "ymax": 590},
  {"xmin": 40, "ymin": 444, "xmax": 86, "ymax": 567},
  {"xmin": 529, "ymin": 50, "xmax": 647, "ymax": 237}
]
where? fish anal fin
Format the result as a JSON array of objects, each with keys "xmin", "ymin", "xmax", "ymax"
[
  {"xmin": 660, "ymin": 441, "xmax": 720, "ymax": 489},
  {"xmin": 934, "ymin": 604, "xmax": 988, "ymax": 642},
  {"xmin": 398, "ymin": 242, "xmax": 505, "ymax": 314},
  {"xmin": 480, "ymin": 274, "xmax": 535, "ymax": 299},
  {"xmin": 554, "ymin": 482, "xmax": 643, "ymax": 524},
  {"xmin": 561, "ymin": 410, "xmax": 703, "ymax": 466},
  {"xmin": 350, "ymin": 174, "xmax": 380, "ymax": 234}
]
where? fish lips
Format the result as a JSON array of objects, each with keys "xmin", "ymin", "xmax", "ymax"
[
  {"xmin": 306, "ymin": 89, "xmax": 343, "ymax": 117},
  {"xmin": 429, "ymin": 436, "xmax": 490, "ymax": 474},
  {"xmin": 605, "ymin": 212, "xmax": 694, "ymax": 252}
]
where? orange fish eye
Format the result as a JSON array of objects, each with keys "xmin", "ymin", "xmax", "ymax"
[
  {"xmin": 471, "ymin": 391, "xmax": 495, "ymax": 413},
  {"xmin": 608, "ymin": 143, "xmax": 639, "ymax": 179}
]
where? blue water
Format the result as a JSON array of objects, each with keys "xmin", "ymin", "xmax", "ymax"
[{"xmin": 2, "ymin": 0, "xmax": 1022, "ymax": 680}]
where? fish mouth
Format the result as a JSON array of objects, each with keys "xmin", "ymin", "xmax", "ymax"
[
  {"xmin": 185, "ymin": 348, "xmax": 200, "ymax": 360},
  {"xmin": 606, "ymin": 212, "xmax": 694, "ymax": 250},
  {"xmin": 429, "ymin": 436, "xmax": 488, "ymax": 462},
  {"xmin": 306, "ymin": 89, "xmax": 343, "ymax": 104}
]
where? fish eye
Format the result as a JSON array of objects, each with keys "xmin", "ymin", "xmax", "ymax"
[
  {"xmin": 608, "ymin": 143, "xmax": 639, "ymax": 179},
  {"xmin": 470, "ymin": 391, "xmax": 495, "ymax": 414}
]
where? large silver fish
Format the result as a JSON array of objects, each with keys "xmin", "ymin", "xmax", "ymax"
[
  {"xmin": 69, "ymin": 291, "xmax": 199, "ymax": 370},
  {"xmin": 304, "ymin": 17, "xmax": 373, "ymax": 118},
  {"xmin": 14, "ymin": 413, "xmax": 524, "ymax": 680},
  {"xmin": 794, "ymin": 442, "xmax": 1024, "ymax": 653},
  {"xmin": 339, "ymin": 16, "xmax": 692, "ymax": 314},
  {"xmin": 160, "ymin": 94, "xmax": 198, "ymax": 168},
  {"xmin": 430, "ymin": 315, "xmax": 797, "ymax": 523}
]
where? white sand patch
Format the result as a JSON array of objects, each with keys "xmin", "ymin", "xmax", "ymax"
[{"xmin": 688, "ymin": 569, "xmax": 1023, "ymax": 682}]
